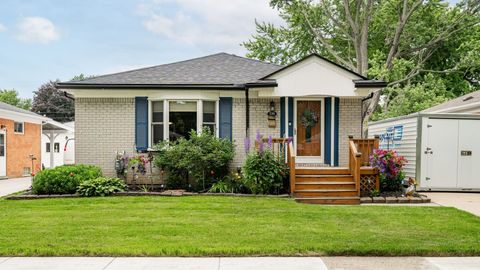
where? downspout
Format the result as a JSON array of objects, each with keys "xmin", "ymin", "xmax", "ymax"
[
  {"xmin": 361, "ymin": 92, "xmax": 374, "ymax": 138},
  {"xmin": 245, "ymin": 87, "xmax": 250, "ymax": 138}
]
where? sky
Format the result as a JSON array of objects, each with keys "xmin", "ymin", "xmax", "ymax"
[{"xmin": 0, "ymin": 0, "xmax": 460, "ymax": 98}]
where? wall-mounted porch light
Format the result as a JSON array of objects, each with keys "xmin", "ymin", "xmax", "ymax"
[{"xmin": 267, "ymin": 101, "xmax": 277, "ymax": 128}]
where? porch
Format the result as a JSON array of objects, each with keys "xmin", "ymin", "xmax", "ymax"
[{"xmin": 263, "ymin": 136, "xmax": 380, "ymax": 205}]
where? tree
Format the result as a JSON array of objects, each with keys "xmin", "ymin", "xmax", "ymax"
[
  {"xmin": 243, "ymin": 0, "xmax": 480, "ymax": 124},
  {"xmin": 0, "ymin": 89, "xmax": 32, "ymax": 110},
  {"xmin": 31, "ymin": 80, "xmax": 75, "ymax": 122}
]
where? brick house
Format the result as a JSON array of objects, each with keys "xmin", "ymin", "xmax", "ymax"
[
  {"xmin": 57, "ymin": 53, "xmax": 386, "ymax": 203},
  {"xmin": 0, "ymin": 102, "xmax": 46, "ymax": 178}
]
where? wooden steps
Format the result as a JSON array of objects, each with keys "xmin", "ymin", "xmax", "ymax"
[{"xmin": 293, "ymin": 167, "xmax": 360, "ymax": 205}]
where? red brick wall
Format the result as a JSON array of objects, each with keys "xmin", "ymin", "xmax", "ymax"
[{"xmin": 0, "ymin": 119, "xmax": 41, "ymax": 178}]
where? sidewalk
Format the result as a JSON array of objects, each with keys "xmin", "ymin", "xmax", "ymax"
[
  {"xmin": 0, "ymin": 257, "xmax": 479, "ymax": 270},
  {"xmin": 0, "ymin": 177, "xmax": 31, "ymax": 197}
]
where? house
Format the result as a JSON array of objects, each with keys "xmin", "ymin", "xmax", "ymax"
[
  {"xmin": 41, "ymin": 121, "xmax": 75, "ymax": 168},
  {"xmin": 0, "ymin": 101, "xmax": 45, "ymax": 178},
  {"xmin": 57, "ymin": 53, "xmax": 386, "ymax": 204},
  {"xmin": 422, "ymin": 90, "xmax": 480, "ymax": 114}
]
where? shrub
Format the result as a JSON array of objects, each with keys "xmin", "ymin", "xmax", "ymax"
[
  {"xmin": 209, "ymin": 172, "xmax": 249, "ymax": 193},
  {"xmin": 153, "ymin": 128, "xmax": 235, "ymax": 191},
  {"xmin": 242, "ymin": 133, "xmax": 287, "ymax": 195},
  {"xmin": 77, "ymin": 177, "xmax": 126, "ymax": 197},
  {"xmin": 32, "ymin": 164, "xmax": 102, "ymax": 194},
  {"xmin": 370, "ymin": 149, "xmax": 407, "ymax": 191}
]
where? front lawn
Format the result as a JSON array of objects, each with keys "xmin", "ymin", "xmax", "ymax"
[{"xmin": 0, "ymin": 196, "xmax": 478, "ymax": 256}]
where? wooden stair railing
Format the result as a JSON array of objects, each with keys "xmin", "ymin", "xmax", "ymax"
[
  {"xmin": 287, "ymin": 141, "xmax": 296, "ymax": 195},
  {"xmin": 348, "ymin": 136, "xmax": 362, "ymax": 196}
]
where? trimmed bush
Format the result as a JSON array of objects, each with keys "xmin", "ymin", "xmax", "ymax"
[
  {"xmin": 32, "ymin": 165, "xmax": 102, "ymax": 195},
  {"xmin": 77, "ymin": 177, "xmax": 126, "ymax": 197},
  {"xmin": 153, "ymin": 128, "xmax": 235, "ymax": 191}
]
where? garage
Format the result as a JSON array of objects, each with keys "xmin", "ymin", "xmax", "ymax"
[{"xmin": 368, "ymin": 113, "xmax": 480, "ymax": 191}]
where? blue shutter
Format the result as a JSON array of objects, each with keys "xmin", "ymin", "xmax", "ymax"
[
  {"xmin": 324, "ymin": 98, "xmax": 332, "ymax": 165},
  {"xmin": 219, "ymin": 97, "xmax": 232, "ymax": 141},
  {"xmin": 288, "ymin": 97, "xmax": 294, "ymax": 138},
  {"xmin": 135, "ymin": 97, "xmax": 148, "ymax": 152},
  {"xmin": 334, "ymin": 97, "xmax": 340, "ymax": 166},
  {"xmin": 280, "ymin": 97, "xmax": 285, "ymax": 137}
]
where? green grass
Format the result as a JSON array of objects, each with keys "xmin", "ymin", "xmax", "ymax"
[{"xmin": 0, "ymin": 196, "xmax": 479, "ymax": 256}]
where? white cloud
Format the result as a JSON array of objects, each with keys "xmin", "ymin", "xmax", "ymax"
[
  {"xmin": 0, "ymin": 23, "xmax": 6, "ymax": 32},
  {"xmin": 137, "ymin": 0, "xmax": 284, "ymax": 54},
  {"xmin": 16, "ymin": 17, "xmax": 60, "ymax": 44}
]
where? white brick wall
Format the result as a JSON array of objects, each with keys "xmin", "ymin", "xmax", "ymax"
[
  {"xmin": 232, "ymin": 98, "xmax": 280, "ymax": 167},
  {"xmin": 338, "ymin": 97, "xmax": 363, "ymax": 166},
  {"xmin": 75, "ymin": 98, "xmax": 136, "ymax": 177}
]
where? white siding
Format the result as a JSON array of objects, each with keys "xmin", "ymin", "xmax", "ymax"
[{"xmin": 368, "ymin": 116, "xmax": 418, "ymax": 179}]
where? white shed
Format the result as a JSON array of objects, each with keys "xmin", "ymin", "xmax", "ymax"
[
  {"xmin": 368, "ymin": 113, "xmax": 480, "ymax": 191},
  {"xmin": 41, "ymin": 121, "xmax": 75, "ymax": 168}
]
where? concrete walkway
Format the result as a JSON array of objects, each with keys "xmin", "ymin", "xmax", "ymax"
[
  {"xmin": 0, "ymin": 257, "xmax": 479, "ymax": 270},
  {"xmin": 0, "ymin": 177, "xmax": 31, "ymax": 197},
  {"xmin": 421, "ymin": 192, "xmax": 480, "ymax": 216}
]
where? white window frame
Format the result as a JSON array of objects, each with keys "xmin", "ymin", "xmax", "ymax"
[
  {"xmin": 147, "ymin": 98, "xmax": 219, "ymax": 148},
  {"xmin": 14, "ymin": 122, "xmax": 24, "ymax": 134}
]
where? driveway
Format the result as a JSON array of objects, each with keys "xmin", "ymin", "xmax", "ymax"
[
  {"xmin": 0, "ymin": 177, "xmax": 31, "ymax": 197},
  {"xmin": 421, "ymin": 192, "xmax": 480, "ymax": 216}
]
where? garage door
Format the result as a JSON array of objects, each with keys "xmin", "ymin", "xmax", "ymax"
[
  {"xmin": 457, "ymin": 120, "xmax": 480, "ymax": 189},
  {"xmin": 424, "ymin": 119, "xmax": 459, "ymax": 189}
]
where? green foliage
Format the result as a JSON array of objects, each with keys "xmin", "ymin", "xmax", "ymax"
[
  {"xmin": 243, "ymin": 0, "xmax": 480, "ymax": 120},
  {"xmin": 370, "ymin": 189, "xmax": 380, "ymax": 197},
  {"xmin": 209, "ymin": 172, "xmax": 249, "ymax": 193},
  {"xmin": 0, "ymin": 89, "xmax": 32, "ymax": 110},
  {"xmin": 242, "ymin": 149, "xmax": 287, "ymax": 195},
  {"xmin": 77, "ymin": 177, "xmax": 126, "ymax": 197},
  {"xmin": 153, "ymin": 128, "xmax": 235, "ymax": 191},
  {"xmin": 32, "ymin": 164, "xmax": 102, "ymax": 195}
]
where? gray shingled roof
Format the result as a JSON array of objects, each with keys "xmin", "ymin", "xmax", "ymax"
[
  {"xmin": 0, "ymin": 101, "xmax": 44, "ymax": 118},
  {"xmin": 61, "ymin": 53, "xmax": 283, "ymax": 86},
  {"xmin": 423, "ymin": 90, "xmax": 480, "ymax": 113}
]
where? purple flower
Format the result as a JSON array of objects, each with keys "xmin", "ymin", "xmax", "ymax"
[
  {"xmin": 267, "ymin": 136, "xmax": 273, "ymax": 148},
  {"xmin": 258, "ymin": 141, "xmax": 264, "ymax": 155},
  {"xmin": 287, "ymin": 137, "xmax": 293, "ymax": 144},
  {"xmin": 244, "ymin": 137, "xmax": 251, "ymax": 153},
  {"xmin": 256, "ymin": 130, "xmax": 262, "ymax": 143}
]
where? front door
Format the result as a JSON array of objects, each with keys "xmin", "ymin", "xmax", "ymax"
[
  {"xmin": 0, "ymin": 131, "xmax": 6, "ymax": 177},
  {"xmin": 295, "ymin": 100, "xmax": 322, "ymax": 163}
]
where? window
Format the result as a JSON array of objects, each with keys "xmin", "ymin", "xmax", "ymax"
[
  {"xmin": 23, "ymin": 167, "xmax": 31, "ymax": 176},
  {"xmin": 54, "ymin": 143, "xmax": 60, "ymax": 153},
  {"xmin": 0, "ymin": 134, "xmax": 4, "ymax": 157},
  {"xmin": 169, "ymin": 101, "xmax": 197, "ymax": 141},
  {"xmin": 203, "ymin": 101, "xmax": 216, "ymax": 133},
  {"xmin": 46, "ymin": 143, "xmax": 51, "ymax": 153},
  {"xmin": 151, "ymin": 101, "xmax": 164, "ymax": 145},
  {"xmin": 14, "ymin": 122, "xmax": 24, "ymax": 134},
  {"xmin": 149, "ymin": 99, "xmax": 219, "ymax": 146}
]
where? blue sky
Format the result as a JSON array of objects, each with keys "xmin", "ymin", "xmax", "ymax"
[{"xmin": 0, "ymin": 0, "xmax": 460, "ymax": 98}]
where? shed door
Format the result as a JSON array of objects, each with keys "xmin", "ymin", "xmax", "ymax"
[
  {"xmin": 457, "ymin": 120, "xmax": 480, "ymax": 189},
  {"xmin": 0, "ymin": 131, "xmax": 5, "ymax": 177},
  {"xmin": 425, "ymin": 119, "xmax": 459, "ymax": 189}
]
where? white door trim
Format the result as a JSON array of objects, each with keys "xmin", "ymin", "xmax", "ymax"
[
  {"xmin": 294, "ymin": 97, "xmax": 325, "ymax": 164},
  {"xmin": 0, "ymin": 130, "xmax": 6, "ymax": 177}
]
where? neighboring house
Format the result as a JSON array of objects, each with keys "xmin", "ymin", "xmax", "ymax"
[
  {"xmin": 0, "ymin": 101, "xmax": 46, "ymax": 178},
  {"xmin": 57, "ymin": 53, "xmax": 386, "ymax": 204},
  {"xmin": 423, "ymin": 90, "xmax": 480, "ymax": 114},
  {"xmin": 41, "ymin": 121, "xmax": 75, "ymax": 168}
]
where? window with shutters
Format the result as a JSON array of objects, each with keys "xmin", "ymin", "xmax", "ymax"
[{"xmin": 149, "ymin": 99, "xmax": 219, "ymax": 146}]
